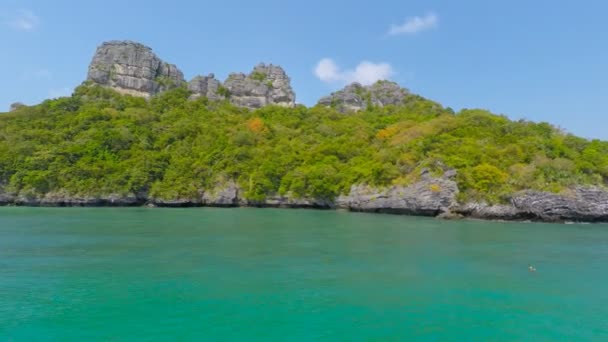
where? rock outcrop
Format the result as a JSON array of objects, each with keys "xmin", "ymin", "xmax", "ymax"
[
  {"xmin": 9, "ymin": 102, "xmax": 25, "ymax": 112},
  {"xmin": 336, "ymin": 170, "xmax": 459, "ymax": 215},
  {"xmin": 0, "ymin": 187, "xmax": 15, "ymax": 205},
  {"xmin": 318, "ymin": 81, "xmax": 409, "ymax": 112},
  {"xmin": 259, "ymin": 195, "xmax": 333, "ymax": 208},
  {"xmin": 187, "ymin": 74, "xmax": 223, "ymax": 101},
  {"xmin": 87, "ymin": 41, "xmax": 185, "ymax": 98},
  {"xmin": 512, "ymin": 187, "xmax": 608, "ymax": 222},
  {"xmin": 8, "ymin": 190, "xmax": 142, "ymax": 207},
  {"xmin": 223, "ymin": 63, "xmax": 296, "ymax": 109},
  {"xmin": 454, "ymin": 186, "xmax": 608, "ymax": 222},
  {"xmin": 85, "ymin": 41, "xmax": 296, "ymax": 109},
  {"xmin": 201, "ymin": 180, "xmax": 241, "ymax": 206},
  {"xmin": 4, "ymin": 177, "xmax": 608, "ymax": 222}
]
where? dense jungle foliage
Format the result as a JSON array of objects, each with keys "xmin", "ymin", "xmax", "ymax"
[{"xmin": 1, "ymin": 84, "xmax": 607, "ymax": 203}]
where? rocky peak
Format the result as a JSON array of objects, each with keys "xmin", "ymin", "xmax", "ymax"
[
  {"xmin": 87, "ymin": 40, "xmax": 185, "ymax": 98},
  {"xmin": 187, "ymin": 73, "xmax": 223, "ymax": 101},
  {"xmin": 318, "ymin": 80, "xmax": 409, "ymax": 112},
  {"xmin": 223, "ymin": 63, "xmax": 296, "ymax": 109},
  {"xmin": 9, "ymin": 102, "xmax": 25, "ymax": 112},
  {"xmin": 85, "ymin": 41, "xmax": 297, "ymax": 109}
]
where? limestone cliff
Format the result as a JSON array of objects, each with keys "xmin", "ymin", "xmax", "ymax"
[
  {"xmin": 86, "ymin": 41, "xmax": 296, "ymax": 109},
  {"xmin": 187, "ymin": 74, "xmax": 223, "ymax": 101},
  {"xmin": 318, "ymin": 81, "xmax": 409, "ymax": 112},
  {"xmin": 87, "ymin": 41, "xmax": 185, "ymax": 98},
  {"xmin": 223, "ymin": 64, "xmax": 296, "ymax": 109}
]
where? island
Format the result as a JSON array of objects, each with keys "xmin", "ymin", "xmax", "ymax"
[{"xmin": 2, "ymin": 40, "xmax": 607, "ymax": 222}]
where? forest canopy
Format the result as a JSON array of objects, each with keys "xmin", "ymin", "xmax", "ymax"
[{"xmin": 1, "ymin": 84, "xmax": 607, "ymax": 204}]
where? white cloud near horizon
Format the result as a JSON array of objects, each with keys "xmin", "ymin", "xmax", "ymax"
[
  {"xmin": 8, "ymin": 10, "xmax": 40, "ymax": 31},
  {"xmin": 388, "ymin": 12, "xmax": 438, "ymax": 36},
  {"xmin": 314, "ymin": 58, "xmax": 394, "ymax": 86}
]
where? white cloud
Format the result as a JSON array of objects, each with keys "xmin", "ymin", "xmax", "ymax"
[
  {"xmin": 388, "ymin": 12, "xmax": 438, "ymax": 36},
  {"xmin": 48, "ymin": 87, "xmax": 72, "ymax": 99},
  {"xmin": 314, "ymin": 58, "xmax": 343, "ymax": 83},
  {"xmin": 314, "ymin": 58, "xmax": 394, "ymax": 86},
  {"xmin": 8, "ymin": 10, "xmax": 40, "ymax": 31}
]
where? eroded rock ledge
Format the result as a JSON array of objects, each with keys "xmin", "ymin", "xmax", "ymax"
[
  {"xmin": 2, "ymin": 180, "xmax": 608, "ymax": 223},
  {"xmin": 454, "ymin": 187, "xmax": 608, "ymax": 222}
]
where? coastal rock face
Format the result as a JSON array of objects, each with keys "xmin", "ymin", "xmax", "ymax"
[
  {"xmin": 0, "ymin": 187, "xmax": 15, "ymax": 205},
  {"xmin": 39, "ymin": 192, "xmax": 142, "ymax": 206},
  {"xmin": 87, "ymin": 41, "xmax": 185, "ymax": 98},
  {"xmin": 453, "ymin": 203, "xmax": 534, "ymax": 221},
  {"xmin": 150, "ymin": 195, "xmax": 201, "ymax": 207},
  {"xmin": 9, "ymin": 102, "xmax": 25, "ymax": 112},
  {"xmin": 512, "ymin": 187, "xmax": 608, "ymax": 222},
  {"xmin": 7, "ymin": 190, "xmax": 142, "ymax": 207},
  {"xmin": 454, "ymin": 186, "xmax": 608, "ymax": 222},
  {"xmin": 202, "ymin": 180, "xmax": 241, "ymax": 206},
  {"xmin": 224, "ymin": 64, "xmax": 296, "ymax": 109},
  {"xmin": 254, "ymin": 194, "xmax": 333, "ymax": 208},
  {"xmin": 318, "ymin": 81, "xmax": 409, "ymax": 112},
  {"xmin": 336, "ymin": 170, "xmax": 459, "ymax": 215},
  {"xmin": 187, "ymin": 74, "xmax": 223, "ymax": 101}
]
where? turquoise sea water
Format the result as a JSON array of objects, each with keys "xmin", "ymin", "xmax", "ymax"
[{"xmin": 1, "ymin": 207, "xmax": 607, "ymax": 341}]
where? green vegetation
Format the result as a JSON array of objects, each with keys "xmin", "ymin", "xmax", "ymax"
[
  {"xmin": 216, "ymin": 85, "xmax": 230, "ymax": 98},
  {"xmin": 155, "ymin": 76, "xmax": 176, "ymax": 89},
  {"xmin": 1, "ymin": 84, "xmax": 607, "ymax": 203},
  {"xmin": 250, "ymin": 71, "xmax": 267, "ymax": 82}
]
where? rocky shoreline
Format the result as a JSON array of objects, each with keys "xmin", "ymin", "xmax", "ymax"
[{"xmin": 2, "ymin": 171, "xmax": 608, "ymax": 223}]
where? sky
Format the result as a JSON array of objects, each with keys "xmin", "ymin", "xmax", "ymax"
[{"xmin": 1, "ymin": 0, "xmax": 607, "ymax": 139}]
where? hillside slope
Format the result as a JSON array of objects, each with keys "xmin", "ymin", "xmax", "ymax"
[{"xmin": 2, "ymin": 84, "xmax": 608, "ymax": 221}]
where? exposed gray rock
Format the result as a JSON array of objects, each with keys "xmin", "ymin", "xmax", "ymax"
[
  {"xmin": 223, "ymin": 63, "xmax": 295, "ymax": 109},
  {"xmin": 9, "ymin": 102, "xmax": 25, "ymax": 112},
  {"xmin": 511, "ymin": 187, "xmax": 608, "ymax": 222},
  {"xmin": 0, "ymin": 187, "xmax": 15, "ymax": 205},
  {"xmin": 44, "ymin": 193, "xmax": 141, "ymax": 206},
  {"xmin": 453, "ymin": 202, "xmax": 534, "ymax": 221},
  {"xmin": 452, "ymin": 186, "xmax": 608, "ymax": 222},
  {"xmin": 188, "ymin": 74, "xmax": 224, "ymax": 101},
  {"xmin": 8, "ymin": 190, "xmax": 142, "ymax": 206},
  {"xmin": 318, "ymin": 83, "xmax": 366, "ymax": 112},
  {"xmin": 255, "ymin": 193, "xmax": 333, "ymax": 208},
  {"xmin": 202, "ymin": 180, "xmax": 241, "ymax": 206},
  {"xmin": 318, "ymin": 80, "xmax": 409, "ymax": 112},
  {"xmin": 87, "ymin": 40, "xmax": 185, "ymax": 98},
  {"xmin": 336, "ymin": 174, "xmax": 459, "ymax": 216},
  {"xmin": 150, "ymin": 196, "xmax": 201, "ymax": 207}
]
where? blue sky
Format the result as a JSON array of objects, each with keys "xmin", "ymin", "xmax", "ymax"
[{"xmin": 1, "ymin": 0, "xmax": 607, "ymax": 139}]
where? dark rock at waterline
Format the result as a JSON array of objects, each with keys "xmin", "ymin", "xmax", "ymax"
[
  {"xmin": 201, "ymin": 180, "xmax": 241, "ymax": 206},
  {"xmin": 2, "ymin": 178, "xmax": 608, "ymax": 223},
  {"xmin": 512, "ymin": 187, "xmax": 608, "ymax": 222},
  {"xmin": 336, "ymin": 174, "xmax": 459, "ymax": 216},
  {"xmin": 453, "ymin": 186, "xmax": 608, "ymax": 222}
]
